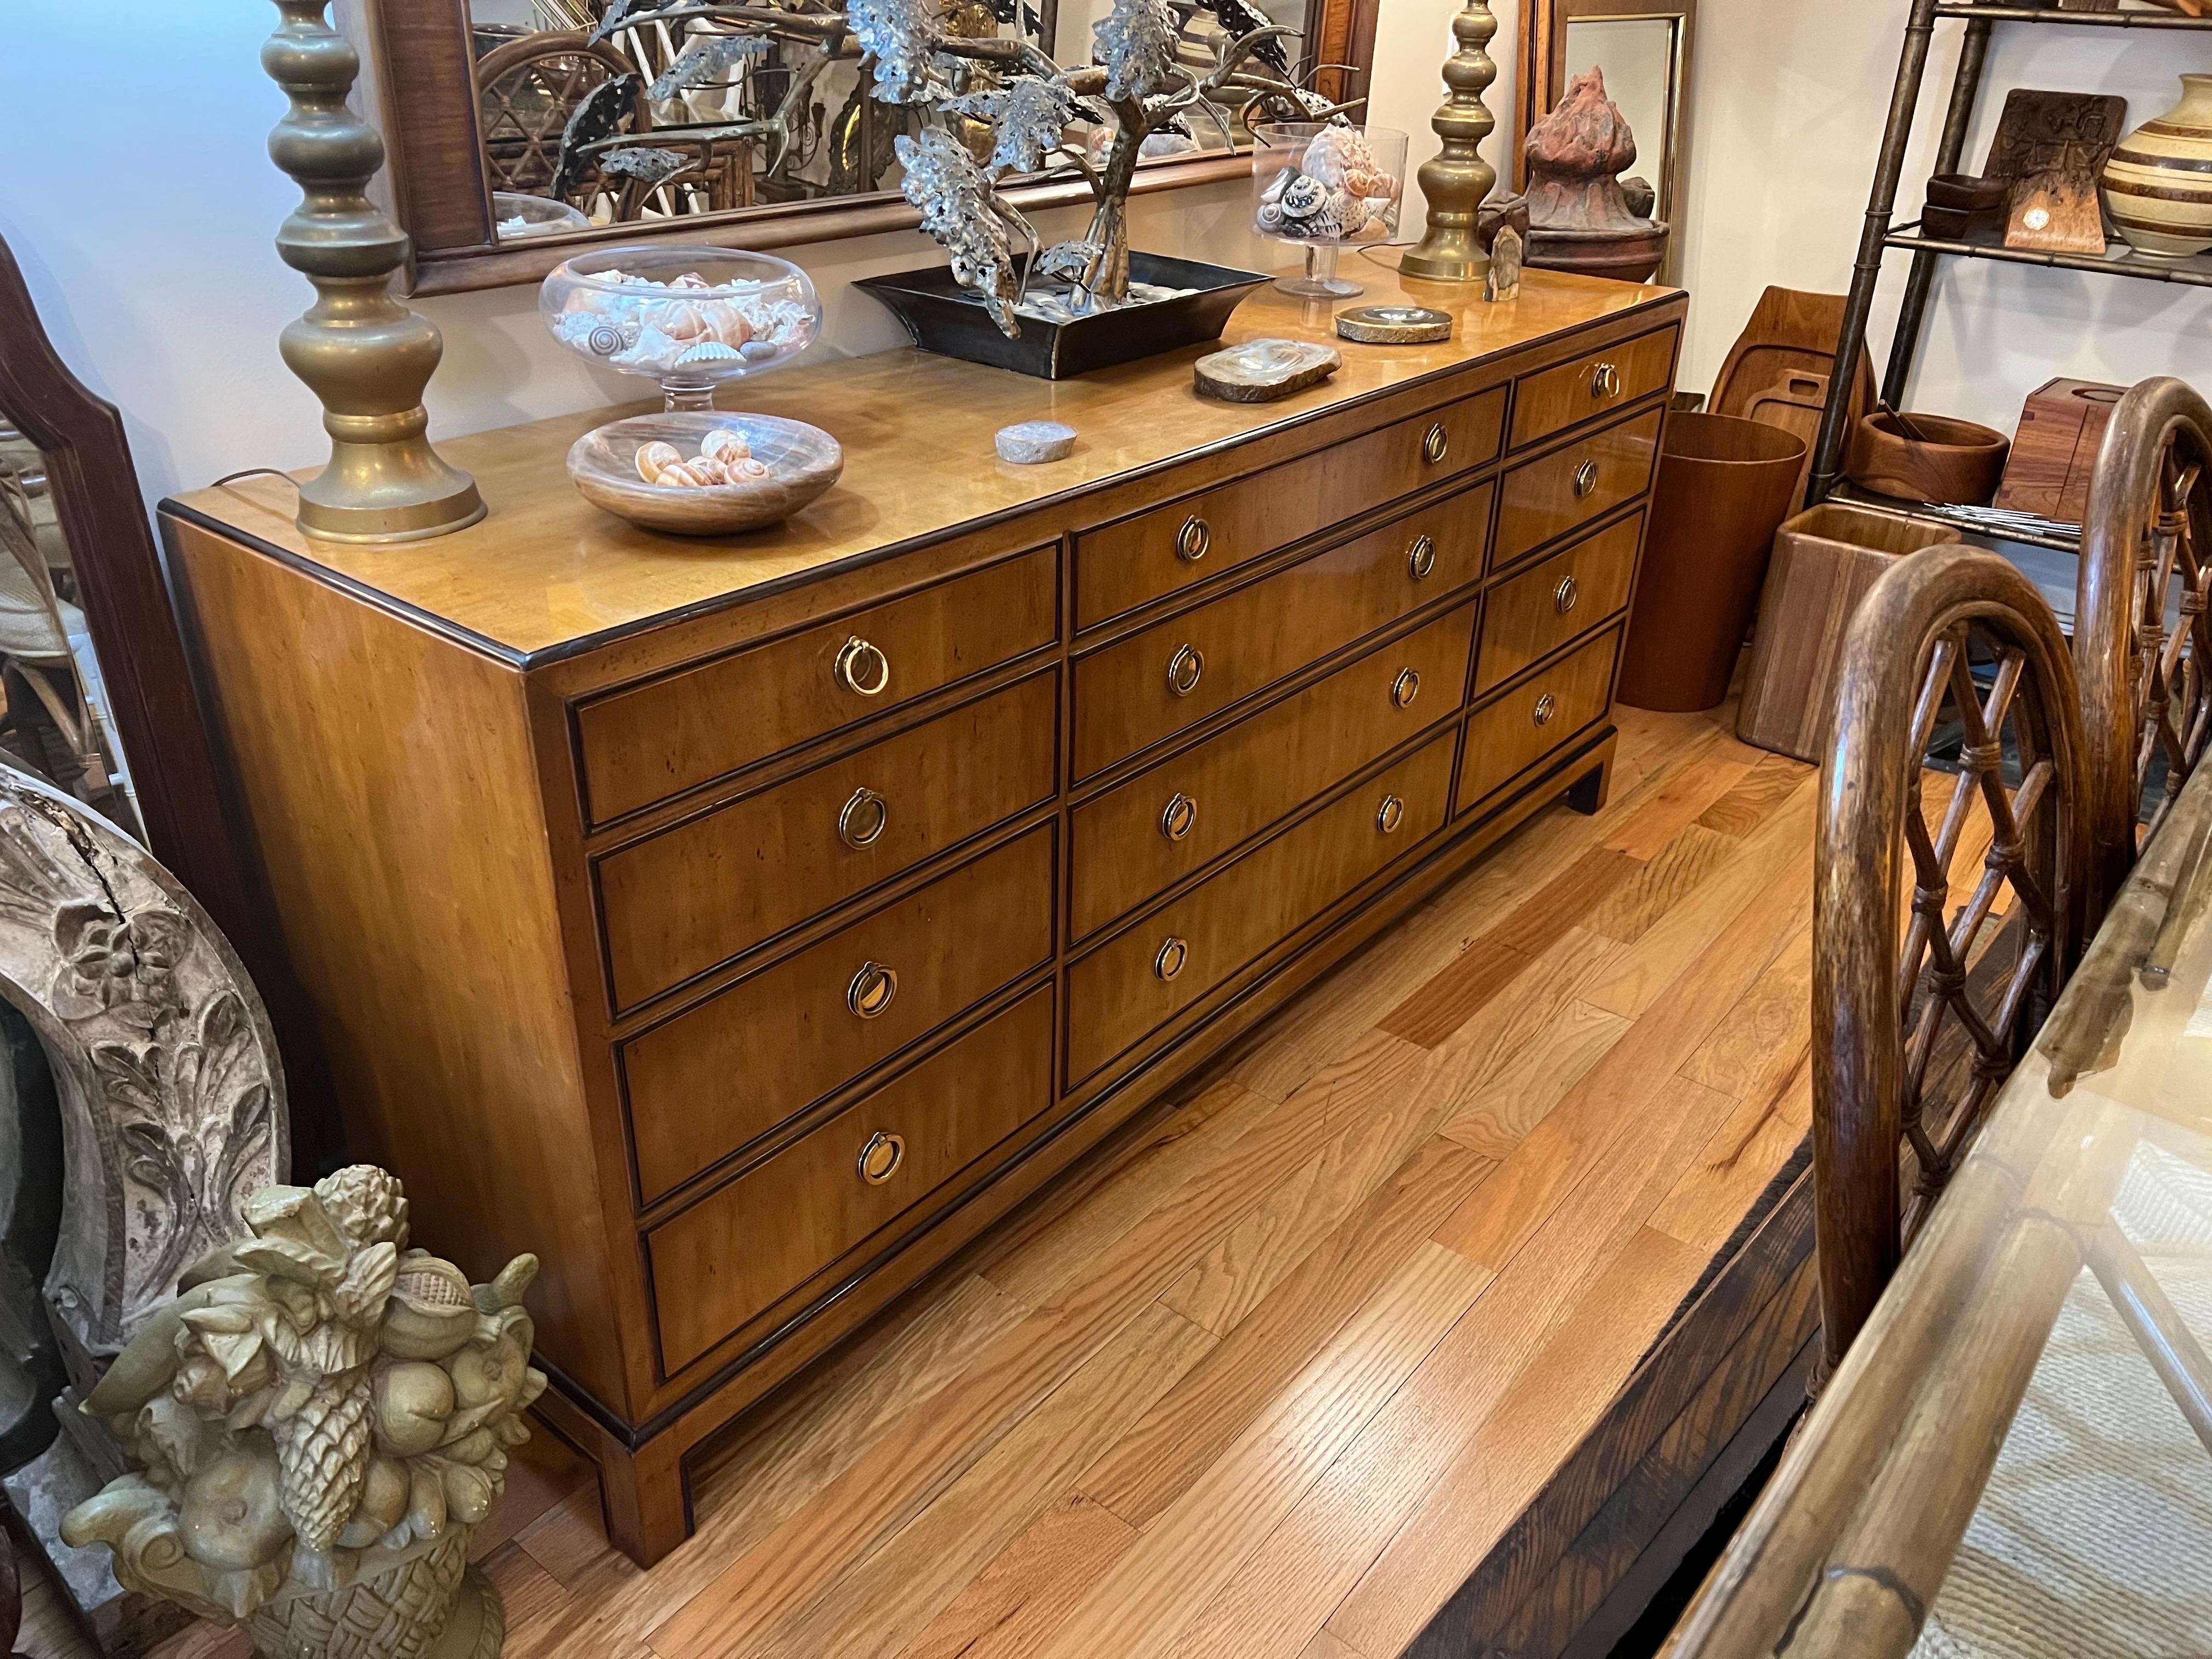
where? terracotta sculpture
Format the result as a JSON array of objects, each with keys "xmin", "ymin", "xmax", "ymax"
[
  {"xmin": 1520, "ymin": 67, "xmax": 1669, "ymax": 284},
  {"xmin": 61, "ymin": 1167, "xmax": 543, "ymax": 1659}
]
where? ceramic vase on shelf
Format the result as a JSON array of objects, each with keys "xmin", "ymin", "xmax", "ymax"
[{"xmin": 2103, "ymin": 75, "xmax": 2212, "ymax": 258}]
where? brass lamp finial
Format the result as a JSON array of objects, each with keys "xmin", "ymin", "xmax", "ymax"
[
  {"xmin": 1399, "ymin": 0, "xmax": 1500, "ymax": 283},
  {"xmin": 262, "ymin": 1, "xmax": 484, "ymax": 544}
]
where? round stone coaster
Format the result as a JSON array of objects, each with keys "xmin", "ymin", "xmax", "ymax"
[
  {"xmin": 1335, "ymin": 304, "xmax": 1454, "ymax": 345},
  {"xmin": 995, "ymin": 420, "xmax": 1077, "ymax": 464}
]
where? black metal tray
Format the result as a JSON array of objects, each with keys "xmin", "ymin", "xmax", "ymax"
[{"xmin": 856, "ymin": 252, "xmax": 1269, "ymax": 380}]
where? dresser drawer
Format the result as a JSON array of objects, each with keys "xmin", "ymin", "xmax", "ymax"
[
  {"xmin": 646, "ymin": 986, "xmax": 1054, "ymax": 1374},
  {"xmin": 1067, "ymin": 731, "xmax": 1455, "ymax": 1084},
  {"xmin": 1493, "ymin": 409, "xmax": 1662, "ymax": 571},
  {"xmin": 620, "ymin": 825, "xmax": 1053, "ymax": 1203},
  {"xmin": 1474, "ymin": 514, "xmax": 1641, "ymax": 696},
  {"xmin": 597, "ymin": 672, "xmax": 1057, "ymax": 1012},
  {"xmin": 1074, "ymin": 386, "xmax": 1504, "ymax": 629},
  {"xmin": 1458, "ymin": 628, "xmax": 1620, "ymax": 814},
  {"xmin": 1509, "ymin": 327, "xmax": 1677, "ymax": 452},
  {"xmin": 1070, "ymin": 604, "xmax": 1474, "ymax": 941},
  {"xmin": 1072, "ymin": 483, "xmax": 1491, "ymax": 780},
  {"xmin": 575, "ymin": 547, "xmax": 1056, "ymax": 824}
]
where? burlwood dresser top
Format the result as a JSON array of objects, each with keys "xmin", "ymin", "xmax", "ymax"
[{"xmin": 171, "ymin": 266, "xmax": 1675, "ymax": 662}]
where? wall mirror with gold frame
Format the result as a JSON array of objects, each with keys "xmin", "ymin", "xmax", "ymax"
[
  {"xmin": 370, "ymin": 0, "xmax": 1380, "ymax": 295},
  {"xmin": 1514, "ymin": 0, "xmax": 1694, "ymax": 278}
]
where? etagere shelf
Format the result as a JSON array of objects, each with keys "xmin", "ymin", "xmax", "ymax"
[{"xmin": 1810, "ymin": 0, "xmax": 2212, "ymax": 548}]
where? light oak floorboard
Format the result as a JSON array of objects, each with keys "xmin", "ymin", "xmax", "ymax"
[
  {"xmin": 70, "ymin": 704, "xmax": 1814, "ymax": 1659},
  {"xmin": 894, "ymin": 1493, "xmax": 1138, "ymax": 1659}
]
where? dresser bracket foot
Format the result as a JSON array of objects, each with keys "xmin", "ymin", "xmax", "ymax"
[{"xmin": 1564, "ymin": 739, "xmax": 1616, "ymax": 816}]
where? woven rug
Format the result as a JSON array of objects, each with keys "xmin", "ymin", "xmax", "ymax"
[{"xmin": 1914, "ymin": 1141, "xmax": 2212, "ymax": 1659}]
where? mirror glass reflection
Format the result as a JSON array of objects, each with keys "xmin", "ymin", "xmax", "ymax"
[
  {"xmin": 0, "ymin": 427, "xmax": 140, "ymax": 840},
  {"xmin": 465, "ymin": 0, "xmax": 1314, "ymax": 243}
]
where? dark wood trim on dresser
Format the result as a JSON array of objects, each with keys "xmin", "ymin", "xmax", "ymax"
[{"xmin": 163, "ymin": 273, "xmax": 1688, "ymax": 1568}]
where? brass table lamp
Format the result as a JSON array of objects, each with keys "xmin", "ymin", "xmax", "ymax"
[
  {"xmin": 262, "ymin": 1, "xmax": 483, "ymax": 544},
  {"xmin": 1400, "ymin": 0, "xmax": 1500, "ymax": 284}
]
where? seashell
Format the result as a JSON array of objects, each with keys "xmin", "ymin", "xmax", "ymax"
[
  {"xmin": 585, "ymin": 321, "xmax": 627, "ymax": 358},
  {"xmin": 661, "ymin": 302, "xmax": 710, "ymax": 341},
  {"xmin": 1342, "ymin": 166, "xmax": 1397, "ymax": 200},
  {"xmin": 740, "ymin": 339, "xmax": 780, "ymax": 362},
  {"xmin": 635, "ymin": 441, "xmax": 682, "ymax": 484},
  {"xmin": 703, "ymin": 303, "xmax": 754, "ymax": 348},
  {"xmin": 1329, "ymin": 189, "xmax": 1369, "ymax": 235},
  {"xmin": 1256, "ymin": 201, "xmax": 1284, "ymax": 232},
  {"xmin": 733, "ymin": 456, "xmax": 771, "ymax": 479},
  {"xmin": 675, "ymin": 341, "xmax": 743, "ymax": 366},
  {"xmin": 687, "ymin": 456, "xmax": 731, "ymax": 485},
  {"xmin": 1260, "ymin": 165, "xmax": 1295, "ymax": 205},
  {"xmin": 653, "ymin": 460, "xmax": 708, "ymax": 488},
  {"xmin": 1279, "ymin": 174, "xmax": 1328, "ymax": 220},
  {"xmin": 670, "ymin": 271, "xmax": 711, "ymax": 289},
  {"xmin": 701, "ymin": 428, "xmax": 751, "ymax": 462}
]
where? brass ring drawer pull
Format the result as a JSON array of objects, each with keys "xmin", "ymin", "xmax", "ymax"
[
  {"xmin": 1590, "ymin": 362, "xmax": 1621, "ymax": 400},
  {"xmin": 1376, "ymin": 794, "xmax": 1406, "ymax": 834},
  {"xmin": 1166, "ymin": 643, "xmax": 1205, "ymax": 698},
  {"xmin": 857, "ymin": 1130, "xmax": 904, "ymax": 1185},
  {"xmin": 1392, "ymin": 668, "xmax": 1421, "ymax": 709},
  {"xmin": 1176, "ymin": 515, "xmax": 1211, "ymax": 563},
  {"xmin": 847, "ymin": 960, "xmax": 898, "ymax": 1018},
  {"xmin": 834, "ymin": 635, "xmax": 891, "ymax": 697},
  {"xmin": 1533, "ymin": 692, "xmax": 1557, "ymax": 728},
  {"xmin": 1155, "ymin": 936, "xmax": 1189, "ymax": 981},
  {"xmin": 1407, "ymin": 534, "xmax": 1438, "ymax": 580},
  {"xmin": 838, "ymin": 786, "xmax": 888, "ymax": 849},
  {"xmin": 1572, "ymin": 460, "xmax": 1600, "ymax": 499},
  {"xmin": 1422, "ymin": 422, "xmax": 1450, "ymax": 466},
  {"xmin": 1160, "ymin": 791, "xmax": 1198, "ymax": 842},
  {"xmin": 1555, "ymin": 574, "xmax": 1579, "ymax": 615}
]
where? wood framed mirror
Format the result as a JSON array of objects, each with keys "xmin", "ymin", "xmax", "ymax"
[
  {"xmin": 369, "ymin": 0, "xmax": 1380, "ymax": 296},
  {"xmin": 1514, "ymin": 0, "xmax": 1694, "ymax": 275}
]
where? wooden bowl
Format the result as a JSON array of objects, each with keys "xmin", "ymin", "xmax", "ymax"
[
  {"xmin": 566, "ymin": 412, "xmax": 843, "ymax": 535},
  {"xmin": 1842, "ymin": 410, "xmax": 2010, "ymax": 506}
]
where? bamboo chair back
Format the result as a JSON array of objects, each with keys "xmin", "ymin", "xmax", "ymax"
[
  {"xmin": 1812, "ymin": 545, "xmax": 2091, "ymax": 1376},
  {"xmin": 2076, "ymin": 376, "xmax": 2212, "ymax": 900}
]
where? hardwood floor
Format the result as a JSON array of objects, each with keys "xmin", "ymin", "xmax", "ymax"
[{"xmin": 16, "ymin": 699, "xmax": 1818, "ymax": 1659}]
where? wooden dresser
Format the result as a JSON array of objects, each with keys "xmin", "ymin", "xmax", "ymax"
[{"xmin": 165, "ymin": 268, "xmax": 1684, "ymax": 1566}]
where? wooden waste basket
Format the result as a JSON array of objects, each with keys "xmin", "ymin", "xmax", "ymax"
[{"xmin": 1736, "ymin": 503, "xmax": 1955, "ymax": 762}]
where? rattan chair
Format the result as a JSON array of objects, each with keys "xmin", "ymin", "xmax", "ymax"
[{"xmin": 1810, "ymin": 544, "xmax": 2092, "ymax": 1377}]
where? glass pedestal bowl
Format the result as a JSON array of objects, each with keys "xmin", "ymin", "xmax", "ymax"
[
  {"xmin": 541, "ymin": 246, "xmax": 821, "ymax": 411},
  {"xmin": 1252, "ymin": 124, "xmax": 1409, "ymax": 298}
]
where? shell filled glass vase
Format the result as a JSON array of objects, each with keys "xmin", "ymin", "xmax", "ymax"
[
  {"xmin": 1252, "ymin": 123, "xmax": 1410, "ymax": 298},
  {"xmin": 541, "ymin": 246, "xmax": 822, "ymax": 411}
]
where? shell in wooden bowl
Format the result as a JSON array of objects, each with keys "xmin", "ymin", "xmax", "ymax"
[{"xmin": 566, "ymin": 412, "xmax": 843, "ymax": 535}]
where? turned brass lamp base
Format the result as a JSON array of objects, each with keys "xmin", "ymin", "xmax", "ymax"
[
  {"xmin": 296, "ymin": 472, "xmax": 486, "ymax": 545},
  {"xmin": 1402, "ymin": 0, "xmax": 1500, "ymax": 285},
  {"xmin": 1399, "ymin": 233, "xmax": 1490, "ymax": 285},
  {"xmin": 265, "ymin": 0, "xmax": 482, "ymax": 546}
]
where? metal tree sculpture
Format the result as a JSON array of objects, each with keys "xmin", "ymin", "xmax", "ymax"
[{"xmin": 571, "ymin": 0, "xmax": 1356, "ymax": 330}]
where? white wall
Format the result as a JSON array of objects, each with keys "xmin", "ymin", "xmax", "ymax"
[{"xmin": 2, "ymin": 2, "xmax": 2208, "ymax": 509}]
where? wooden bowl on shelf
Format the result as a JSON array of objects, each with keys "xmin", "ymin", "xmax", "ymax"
[
  {"xmin": 567, "ymin": 412, "xmax": 843, "ymax": 535},
  {"xmin": 1842, "ymin": 410, "xmax": 2010, "ymax": 506}
]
